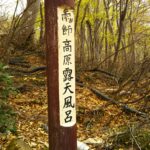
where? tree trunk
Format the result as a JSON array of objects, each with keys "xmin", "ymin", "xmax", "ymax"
[
  {"xmin": 10, "ymin": 0, "xmax": 40, "ymax": 48},
  {"xmin": 80, "ymin": 4, "xmax": 88, "ymax": 67},
  {"xmin": 112, "ymin": 0, "xmax": 129, "ymax": 70},
  {"xmin": 39, "ymin": 2, "xmax": 44, "ymax": 45}
]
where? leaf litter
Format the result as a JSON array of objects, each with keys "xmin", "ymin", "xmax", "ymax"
[{"xmin": 0, "ymin": 70, "xmax": 149, "ymax": 150}]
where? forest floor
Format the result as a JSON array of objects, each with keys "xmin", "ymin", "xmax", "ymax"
[{"xmin": 0, "ymin": 51, "xmax": 150, "ymax": 150}]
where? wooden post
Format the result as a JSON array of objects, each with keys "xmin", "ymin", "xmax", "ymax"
[{"xmin": 45, "ymin": 0, "xmax": 76, "ymax": 150}]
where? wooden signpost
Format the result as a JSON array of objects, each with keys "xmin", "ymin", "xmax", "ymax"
[{"xmin": 45, "ymin": 0, "xmax": 76, "ymax": 149}]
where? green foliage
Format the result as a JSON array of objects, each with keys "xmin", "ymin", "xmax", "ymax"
[
  {"xmin": 0, "ymin": 63, "xmax": 16, "ymax": 133},
  {"xmin": 114, "ymin": 125, "xmax": 150, "ymax": 150},
  {"xmin": 78, "ymin": 0, "xmax": 106, "ymax": 26},
  {"xmin": 0, "ymin": 63, "xmax": 13, "ymax": 100},
  {"xmin": 0, "ymin": 104, "xmax": 16, "ymax": 133},
  {"xmin": 136, "ymin": 130, "xmax": 150, "ymax": 150}
]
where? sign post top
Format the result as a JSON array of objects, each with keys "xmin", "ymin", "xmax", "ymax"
[{"xmin": 55, "ymin": 0, "xmax": 74, "ymax": 8}]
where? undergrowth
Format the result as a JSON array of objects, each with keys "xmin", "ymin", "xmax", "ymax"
[{"xmin": 0, "ymin": 63, "xmax": 16, "ymax": 133}]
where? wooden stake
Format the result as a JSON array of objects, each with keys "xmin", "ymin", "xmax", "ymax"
[{"xmin": 45, "ymin": 0, "xmax": 76, "ymax": 149}]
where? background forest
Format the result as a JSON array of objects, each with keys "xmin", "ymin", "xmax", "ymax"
[{"xmin": 0, "ymin": 0, "xmax": 150, "ymax": 149}]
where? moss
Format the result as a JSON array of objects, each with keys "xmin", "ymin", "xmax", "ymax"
[
  {"xmin": 6, "ymin": 139, "xmax": 32, "ymax": 150},
  {"xmin": 113, "ymin": 125, "xmax": 150, "ymax": 149},
  {"xmin": 137, "ymin": 130, "xmax": 150, "ymax": 150}
]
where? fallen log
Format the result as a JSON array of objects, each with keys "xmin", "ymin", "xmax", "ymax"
[
  {"xmin": 9, "ymin": 65, "xmax": 149, "ymax": 118},
  {"xmin": 7, "ymin": 66, "xmax": 46, "ymax": 74},
  {"xmin": 77, "ymin": 82, "xmax": 149, "ymax": 118},
  {"xmin": 91, "ymin": 87, "xmax": 148, "ymax": 117}
]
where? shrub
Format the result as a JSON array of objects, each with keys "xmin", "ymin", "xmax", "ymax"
[
  {"xmin": 0, "ymin": 63, "xmax": 16, "ymax": 133},
  {"xmin": 0, "ymin": 63, "xmax": 13, "ymax": 100}
]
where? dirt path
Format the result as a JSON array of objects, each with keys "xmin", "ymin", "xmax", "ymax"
[{"xmin": 1, "ymin": 69, "xmax": 149, "ymax": 149}]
